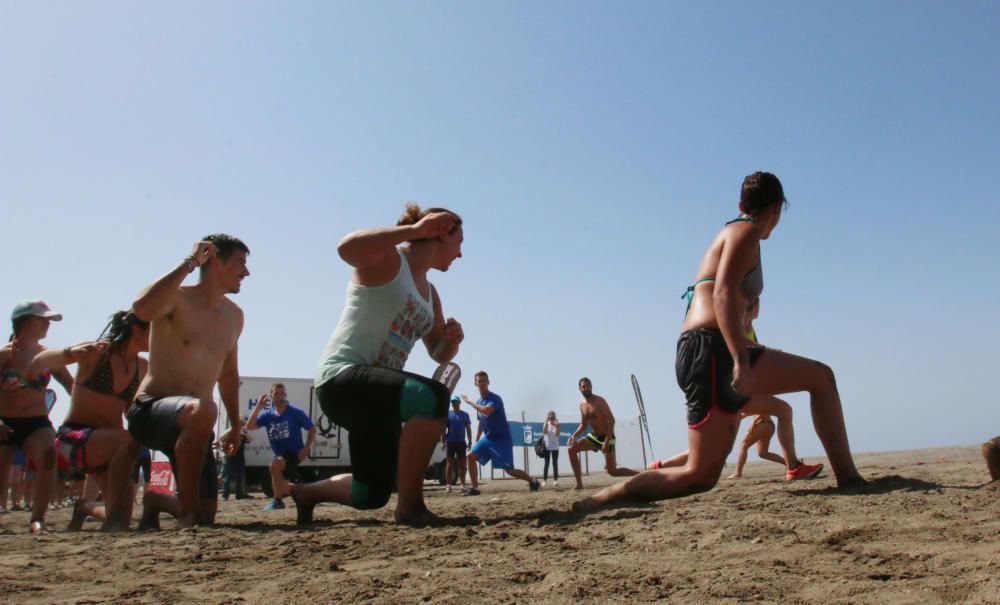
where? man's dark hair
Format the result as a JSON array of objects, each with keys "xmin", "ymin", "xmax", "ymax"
[
  {"xmin": 474, "ymin": 371, "xmax": 489, "ymax": 381},
  {"xmin": 271, "ymin": 382, "xmax": 285, "ymax": 391},
  {"xmin": 579, "ymin": 377, "xmax": 591, "ymax": 386},
  {"xmin": 200, "ymin": 233, "xmax": 250, "ymax": 274}
]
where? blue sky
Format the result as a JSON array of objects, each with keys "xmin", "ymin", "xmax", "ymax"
[{"xmin": 2, "ymin": 2, "xmax": 998, "ymax": 461}]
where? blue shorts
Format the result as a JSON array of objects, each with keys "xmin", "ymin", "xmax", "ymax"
[{"xmin": 470, "ymin": 436, "xmax": 514, "ymax": 470}]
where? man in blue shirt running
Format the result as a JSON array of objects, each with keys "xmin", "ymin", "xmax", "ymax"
[
  {"xmin": 440, "ymin": 396, "xmax": 472, "ymax": 492},
  {"xmin": 247, "ymin": 383, "xmax": 316, "ymax": 510},
  {"xmin": 462, "ymin": 371, "xmax": 539, "ymax": 496}
]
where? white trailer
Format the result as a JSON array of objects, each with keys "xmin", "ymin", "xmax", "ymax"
[{"xmin": 218, "ymin": 375, "xmax": 445, "ymax": 496}]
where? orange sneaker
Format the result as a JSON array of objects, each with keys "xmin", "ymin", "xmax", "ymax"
[{"xmin": 786, "ymin": 461, "xmax": 823, "ymax": 480}]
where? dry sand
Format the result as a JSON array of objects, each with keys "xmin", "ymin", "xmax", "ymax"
[{"xmin": 2, "ymin": 445, "xmax": 998, "ymax": 604}]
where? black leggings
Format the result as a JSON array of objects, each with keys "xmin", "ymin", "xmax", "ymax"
[
  {"xmin": 543, "ymin": 449, "xmax": 559, "ymax": 481},
  {"xmin": 317, "ymin": 364, "xmax": 449, "ymax": 510}
]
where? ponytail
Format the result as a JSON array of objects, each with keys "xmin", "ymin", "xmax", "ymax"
[{"xmin": 97, "ymin": 311, "xmax": 149, "ymax": 353}]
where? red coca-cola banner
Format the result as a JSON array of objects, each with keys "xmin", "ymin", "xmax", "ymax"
[{"xmin": 147, "ymin": 461, "xmax": 176, "ymax": 495}]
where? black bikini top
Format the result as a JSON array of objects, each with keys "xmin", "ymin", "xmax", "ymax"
[{"xmin": 80, "ymin": 354, "xmax": 140, "ymax": 403}]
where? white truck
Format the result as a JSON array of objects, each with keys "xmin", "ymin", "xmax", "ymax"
[{"xmin": 218, "ymin": 376, "xmax": 446, "ymax": 496}]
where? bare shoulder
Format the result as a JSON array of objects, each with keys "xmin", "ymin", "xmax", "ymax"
[
  {"xmin": 174, "ymin": 286, "xmax": 199, "ymax": 310},
  {"xmin": 223, "ymin": 298, "xmax": 244, "ymax": 320},
  {"xmin": 722, "ymin": 221, "xmax": 760, "ymax": 251},
  {"xmin": 594, "ymin": 395, "xmax": 611, "ymax": 409}
]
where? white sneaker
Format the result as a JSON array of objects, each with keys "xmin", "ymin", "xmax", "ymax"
[
  {"xmin": 542, "ymin": 480, "xmax": 548, "ymax": 488},
  {"xmin": 445, "ymin": 484, "xmax": 452, "ymax": 493},
  {"xmin": 553, "ymin": 480, "xmax": 559, "ymax": 488}
]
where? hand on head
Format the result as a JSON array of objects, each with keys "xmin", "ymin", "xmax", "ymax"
[
  {"xmin": 189, "ymin": 241, "xmax": 218, "ymax": 267},
  {"xmin": 414, "ymin": 212, "xmax": 457, "ymax": 239}
]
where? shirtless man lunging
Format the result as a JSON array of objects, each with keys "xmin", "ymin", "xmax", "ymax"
[
  {"xmin": 125, "ymin": 235, "xmax": 249, "ymax": 528},
  {"xmin": 567, "ymin": 377, "xmax": 638, "ymax": 490}
]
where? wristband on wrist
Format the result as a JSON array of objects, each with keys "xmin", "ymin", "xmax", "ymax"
[{"xmin": 62, "ymin": 347, "xmax": 73, "ymax": 359}]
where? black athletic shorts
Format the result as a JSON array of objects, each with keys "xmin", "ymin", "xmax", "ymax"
[
  {"xmin": 316, "ymin": 364, "xmax": 449, "ymax": 494},
  {"xmin": 278, "ymin": 452, "xmax": 302, "ymax": 482},
  {"xmin": 445, "ymin": 442, "xmax": 466, "ymax": 459},
  {"xmin": 676, "ymin": 328, "xmax": 764, "ymax": 427},
  {"xmin": 126, "ymin": 395, "xmax": 218, "ymax": 499},
  {"xmin": 0, "ymin": 415, "xmax": 54, "ymax": 449}
]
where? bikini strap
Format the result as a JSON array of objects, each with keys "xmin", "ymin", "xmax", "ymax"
[
  {"xmin": 725, "ymin": 216, "xmax": 755, "ymax": 225},
  {"xmin": 681, "ymin": 277, "xmax": 716, "ymax": 312}
]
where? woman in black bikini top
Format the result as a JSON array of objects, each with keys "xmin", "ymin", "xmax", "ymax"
[{"xmin": 33, "ymin": 311, "xmax": 150, "ymax": 531}]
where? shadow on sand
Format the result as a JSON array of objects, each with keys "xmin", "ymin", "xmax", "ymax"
[
  {"xmin": 787, "ymin": 474, "xmax": 945, "ymax": 497},
  {"xmin": 211, "ymin": 506, "xmax": 659, "ymax": 532},
  {"xmin": 487, "ymin": 504, "xmax": 658, "ymax": 527}
]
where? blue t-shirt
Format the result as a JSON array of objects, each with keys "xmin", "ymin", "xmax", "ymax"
[
  {"xmin": 255, "ymin": 404, "xmax": 315, "ymax": 457},
  {"xmin": 477, "ymin": 392, "xmax": 510, "ymax": 441},
  {"xmin": 446, "ymin": 409, "xmax": 471, "ymax": 444}
]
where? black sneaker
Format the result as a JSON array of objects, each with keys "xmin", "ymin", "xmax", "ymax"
[
  {"xmin": 462, "ymin": 487, "xmax": 481, "ymax": 497},
  {"xmin": 529, "ymin": 479, "xmax": 540, "ymax": 492}
]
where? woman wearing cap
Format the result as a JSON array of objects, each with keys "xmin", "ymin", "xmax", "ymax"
[
  {"xmin": 0, "ymin": 300, "xmax": 75, "ymax": 532},
  {"xmin": 32, "ymin": 310, "xmax": 150, "ymax": 531},
  {"xmin": 291, "ymin": 203, "xmax": 465, "ymax": 526}
]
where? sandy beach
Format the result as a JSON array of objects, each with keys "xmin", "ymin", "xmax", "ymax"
[{"xmin": 1, "ymin": 444, "xmax": 998, "ymax": 604}]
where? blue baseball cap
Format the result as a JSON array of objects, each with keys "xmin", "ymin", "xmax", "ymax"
[{"xmin": 450, "ymin": 396, "xmax": 461, "ymax": 403}]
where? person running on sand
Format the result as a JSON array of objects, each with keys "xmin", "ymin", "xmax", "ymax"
[
  {"xmin": 462, "ymin": 372, "xmax": 540, "ymax": 496},
  {"xmin": 0, "ymin": 300, "xmax": 75, "ymax": 532},
  {"xmin": 648, "ymin": 298, "xmax": 823, "ymax": 481},
  {"xmin": 567, "ymin": 378, "xmax": 638, "ymax": 490},
  {"xmin": 575, "ymin": 172, "xmax": 864, "ymax": 513},
  {"xmin": 290, "ymin": 204, "xmax": 464, "ymax": 527},
  {"xmin": 125, "ymin": 235, "xmax": 249, "ymax": 529},
  {"xmin": 983, "ymin": 437, "xmax": 1000, "ymax": 481},
  {"xmin": 34, "ymin": 311, "xmax": 150, "ymax": 531}
]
